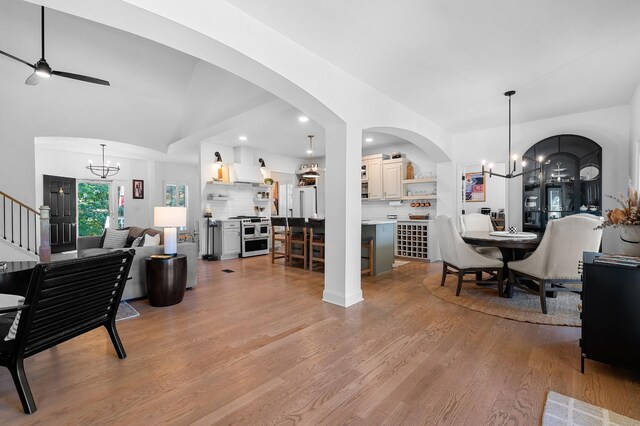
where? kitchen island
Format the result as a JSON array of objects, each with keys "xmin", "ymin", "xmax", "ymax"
[{"xmin": 361, "ymin": 220, "xmax": 395, "ymax": 275}]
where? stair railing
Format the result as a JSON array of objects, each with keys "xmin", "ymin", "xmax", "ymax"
[{"xmin": 0, "ymin": 192, "xmax": 49, "ymax": 261}]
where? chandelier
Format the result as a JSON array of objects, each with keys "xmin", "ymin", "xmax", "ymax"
[
  {"xmin": 482, "ymin": 91, "xmax": 540, "ymax": 179},
  {"xmin": 86, "ymin": 144, "xmax": 120, "ymax": 179}
]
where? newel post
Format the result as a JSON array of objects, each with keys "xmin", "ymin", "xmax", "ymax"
[{"xmin": 39, "ymin": 205, "xmax": 51, "ymax": 263}]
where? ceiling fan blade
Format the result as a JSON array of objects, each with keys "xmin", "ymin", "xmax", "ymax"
[
  {"xmin": 0, "ymin": 50, "xmax": 35, "ymax": 70},
  {"xmin": 25, "ymin": 72, "xmax": 41, "ymax": 86},
  {"xmin": 52, "ymin": 70, "xmax": 110, "ymax": 86}
]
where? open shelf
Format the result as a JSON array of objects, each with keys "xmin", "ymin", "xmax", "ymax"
[
  {"xmin": 402, "ymin": 177, "xmax": 436, "ymax": 184},
  {"xmin": 401, "ymin": 194, "xmax": 437, "ymax": 201}
]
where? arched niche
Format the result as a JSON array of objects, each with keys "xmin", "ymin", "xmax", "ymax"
[{"xmin": 522, "ymin": 134, "xmax": 602, "ymax": 232}]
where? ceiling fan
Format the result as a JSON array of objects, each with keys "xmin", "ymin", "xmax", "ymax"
[{"xmin": 0, "ymin": 6, "xmax": 110, "ymax": 86}]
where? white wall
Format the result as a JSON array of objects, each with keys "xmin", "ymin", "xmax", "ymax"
[
  {"xmin": 154, "ymin": 161, "xmax": 201, "ymax": 233},
  {"xmin": 453, "ymin": 105, "xmax": 630, "ymax": 253}
]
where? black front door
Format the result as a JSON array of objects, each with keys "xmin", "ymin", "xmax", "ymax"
[{"xmin": 43, "ymin": 174, "xmax": 77, "ymax": 253}]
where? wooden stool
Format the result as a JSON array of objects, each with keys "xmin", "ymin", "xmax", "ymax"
[
  {"xmin": 361, "ymin": 237, "xmax": 374, "ymax": 276},
  {"xmin": 308, "ymin": 218, "xmax": 325, "ymax": 272},
  {"xmin": 271, "ymin": 217, "xmax": 288, "ymax": 264},
  {"xmin": 287, "ymin": 217, "xmax": 308, "ymax": 269}
]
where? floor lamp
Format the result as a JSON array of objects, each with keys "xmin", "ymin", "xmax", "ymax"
[{"xmin": 154, "ymin": 207, "xmax": 187, "ymax": 256}]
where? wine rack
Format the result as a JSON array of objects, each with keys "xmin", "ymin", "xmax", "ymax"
[{"xmin": 395, "ymin": 220, "xmax": 434, "ymax": 260}]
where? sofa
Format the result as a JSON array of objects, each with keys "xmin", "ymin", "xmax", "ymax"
[{"xmin": 78, "ymin": 226, "xmax": 198, "ymax": 300}]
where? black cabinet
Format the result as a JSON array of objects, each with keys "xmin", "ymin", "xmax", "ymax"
[
  {"xmin": 522, "ymin": 135, "xmax": 602, "ymax": 232},
  {"xmin": 580, "ymin": 252, "xmax": 640, "ymax": 373}
]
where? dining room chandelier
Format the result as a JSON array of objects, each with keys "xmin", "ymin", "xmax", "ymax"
[
  {"xmin": 481, "ymin": 91, "xmax": 541, "ymax": 180},
  {"xmin": 86, "ymin": 144, "xmax": 120, "ymax": 179}
]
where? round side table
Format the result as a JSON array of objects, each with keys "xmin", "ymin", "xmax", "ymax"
[{"xmin": 144, "ymin": 255, "xmax": 187, "ymax": 307}]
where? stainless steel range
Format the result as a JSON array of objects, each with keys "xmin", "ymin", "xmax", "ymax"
[{"xmin": 228, "ymin": 216, "xmax": 271, "ymax": 257}]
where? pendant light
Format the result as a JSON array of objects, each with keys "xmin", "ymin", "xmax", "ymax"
[
  {"xmin": 302, "ymin": 135, "xmax": 320, "ymax": 178},
  {"xmin": 86, "ymin": 144, "xmax": 120, "ymax": 179},
  {"xmin": 481, "ymin": 91, "xmax": 540, "ymax": 179}
]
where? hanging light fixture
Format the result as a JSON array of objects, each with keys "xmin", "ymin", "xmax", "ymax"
[
  {"xmin": 86, "ymin": 144, "xmax": 120, "ymax": 179},
  {"xmin": 302, "ymin": 135, "xmax": 320, "ymax": 178},
  {"xmin": 481, "ymin": 91, "xmax": 541, "ymax": 179}
]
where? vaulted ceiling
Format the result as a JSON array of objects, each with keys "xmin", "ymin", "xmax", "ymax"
[{"xmin": 3, "ymin": 0, "xmax": 640, "ymax": 161}]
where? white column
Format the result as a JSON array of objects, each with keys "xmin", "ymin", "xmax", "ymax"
[
  {"xmin": 39, "ymin": 205, "xmax": 51, "ymax": 263},
  {"xmin": 323, "ymin": 123, "xmax": 363, "ymax": 307}
]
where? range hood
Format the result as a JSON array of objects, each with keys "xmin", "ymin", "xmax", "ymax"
[{"xmin": 230, "ymin": 162, "xmax": 264, "ymax": 184}]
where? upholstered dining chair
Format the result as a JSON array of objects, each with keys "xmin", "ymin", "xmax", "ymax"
[
  {"xmin": 459, "ymin": 213, "xmax": 502, "ymax": 259},
  {"xmin": 507, "ymin": 214, "xmax": 603, "ymax": 314},
  {"xmin": 436, "ymin": 215, "xmax": 505, "ymax": 296}
]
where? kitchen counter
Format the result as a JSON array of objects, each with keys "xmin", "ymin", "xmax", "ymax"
[{"xmin": 361, "ymin": 220, "xmax": 397, "ymax": 225}]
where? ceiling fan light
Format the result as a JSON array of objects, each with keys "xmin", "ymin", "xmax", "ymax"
[{"xmin": 35, "ymin": 60, "xmax": 51, "ymax": 78}]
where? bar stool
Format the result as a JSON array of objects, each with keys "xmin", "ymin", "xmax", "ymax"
[
  {"xmin": 271, "ymin": 217, "xmax": 288, "ymax": 264},
  {"xmin": 308, "ymin": 218, "xmax": 325, "ymax": 272},
  {"xmin": 287, "ymin": 217, "xmax": 308, "ymax": 269},
  {"xmin": 361, "ymin": 237, "xmax": 374, "ymax": 276}
]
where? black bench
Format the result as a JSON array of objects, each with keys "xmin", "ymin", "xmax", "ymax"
[{"xmin": 0, "ymin": 250, "xmax": 135, "ymax": 414}]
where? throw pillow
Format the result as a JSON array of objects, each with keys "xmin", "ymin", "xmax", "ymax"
[
  {"xmin": 131, "ymin": 236, "xmax": 143, "ymax": 247},
  {"xmin": 102, "ymin": 228, "xmax": 129, "ymax": 249},
  {"xmin": 142, "ymin": 233, "xmax": 160, "ymax": 247},
  {"xmin": 0, "ymin": 294, "xmax": 25, "ymax": 341}
]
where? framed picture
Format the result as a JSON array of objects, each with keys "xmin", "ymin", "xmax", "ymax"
[
  {"xmin": 132, "ymin": 179, "xmax": 144, "ymax": 199},
  {"xmin": 464, "ymin": 172, "xmax": 485, "ymax": 202}
]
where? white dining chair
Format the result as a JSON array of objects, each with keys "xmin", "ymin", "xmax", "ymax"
[
  {"xmin": 436, "ymin": 215, "xmax": 505, "ymax": 296},
  {"xmin": 507, "ymin": 214, "xmax": 603, "ymax": 314},
  {"xmin": 459, "ymin": 213, "xmax": 502, "ymax": 259}
]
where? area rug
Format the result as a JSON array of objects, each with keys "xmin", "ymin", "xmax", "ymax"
[
  {"xmin": 393, "ymin": 260, "xmax": 410, "ymax": 268},
  {"xmin": 423, "ymin": 275, "xmax": 581, "ymax": 326},
  {"xmin": 543, "ymin": 391, "xmax": 639, "ymax": 425},
  {"xmin": 116, "ymin": 301, "xmax": 140, "ymax": 321}
]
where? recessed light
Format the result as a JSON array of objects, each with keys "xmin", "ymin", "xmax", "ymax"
[
  {"xmin": 365, "ymin": 137, "xmax": 374, "ymax": 143},
  {"xmin": 306, "ymin": 149, "xmax": 313, "ymax": 154},
  {"xmin": 298, "ymin": 116, "xmax": 309, "ymax": 123},
  {"xmin": 239, "ymin": 136, "xmax": 248, "ymax": 141}
]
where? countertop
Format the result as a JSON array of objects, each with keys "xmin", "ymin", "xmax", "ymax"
[{"xmin": 361, "ymin": 220, "xmax": 397, "ymax": 225}]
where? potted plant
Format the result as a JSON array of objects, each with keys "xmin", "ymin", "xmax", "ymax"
[
  {"xmin": 264, "ymin": 177, "xmax": 274, "ymax": 186},
  {"xmin": 598, "ymin": 187, "xmax": 640, "ymax": 255}
]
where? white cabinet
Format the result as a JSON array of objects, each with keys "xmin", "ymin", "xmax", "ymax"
[
  {"xmin": 362, "ymin": 154, "xmax": 388, "ymax": 200},
  {"xmin": 382, "ymin": 158, "xmax": 406, "ymax": 200},
  {"xmin": 219, "ymin": 220, "xmax": 241, "ymax": 259},
  {"xmin": 367, "ymin": 157, "xmax": 383, "ymax": 200}
]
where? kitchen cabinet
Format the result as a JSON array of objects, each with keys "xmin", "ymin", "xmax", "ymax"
[
  {"xmin": 396, "ymin": 220, "xmax": 438, "ymax": 261},
  {"xmin": 216, "ymin": 220, "xmax": 241, "ymax": 259},
  {"xmin": 382, "ymin": 158, "xmax": 406, "ymax": 200},
  {"xmin": 362, "ymin": 154, "xmax": 388, "ymax": 200}
]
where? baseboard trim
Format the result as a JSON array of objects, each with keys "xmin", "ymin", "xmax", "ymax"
[{"xmin": 322, "ymin": 289, "xmax": 364, "ymax": 308}]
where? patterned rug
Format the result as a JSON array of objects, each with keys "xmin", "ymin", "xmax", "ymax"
[
  {"xmin": 423, "ymin": 274, "xmax": 581, "ymax": 326},
  {"xmin": 116, "ymin": 301, "xmax": 140, "ymax": 321},
  {"xmin": 543, "ymin": 391, "xmax": 639, "ymax": 425}
]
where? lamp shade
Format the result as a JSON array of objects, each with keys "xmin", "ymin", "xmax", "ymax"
[{"xmin": 154, "ymin": 207, "xmax": 187, "ymax": 227}]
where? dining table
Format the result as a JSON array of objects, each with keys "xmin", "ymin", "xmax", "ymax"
[{"xmin": 460, "ymin": 231, "xmax": 541, "ymax": 297}]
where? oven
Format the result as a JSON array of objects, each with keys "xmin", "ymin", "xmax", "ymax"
[{"xmin": 240, "ymin": 218, "xmax": 271, "ymax": 257}]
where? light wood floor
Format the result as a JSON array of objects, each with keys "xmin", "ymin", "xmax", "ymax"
[{"xmin": 1, "ymin": 257, "xmax": 638, "ymax": 425}]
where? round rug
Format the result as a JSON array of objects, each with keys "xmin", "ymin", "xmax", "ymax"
[{"xmin": 423, "ymin": 275, "xmax": 581, "ymax": 327}]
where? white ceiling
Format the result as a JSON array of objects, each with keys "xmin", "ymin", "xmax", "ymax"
[{"xmin": 228, "ymin": 0, "xmax": 640, "ymax": 132}]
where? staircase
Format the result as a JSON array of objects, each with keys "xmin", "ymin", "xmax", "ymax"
[{"xmin": 0, "ymin": 191, "xmax": 49, "ymax": 262}]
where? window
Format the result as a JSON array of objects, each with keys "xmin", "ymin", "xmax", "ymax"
[
  {"xmin": 165, "ymin": 182, "xmax": 188, "ymax": 229},
  {"xmin": 117, "ymin": 185, "xmax": 125, "ymax": 229},
  {"xmin": 77, "ymin": 182, "xmax": 110, "ymax": 237}
]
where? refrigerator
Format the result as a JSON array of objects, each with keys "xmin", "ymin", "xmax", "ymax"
[{"xmin": 292, "ymin": 186, "xmax": 317, "ymax": 219}]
